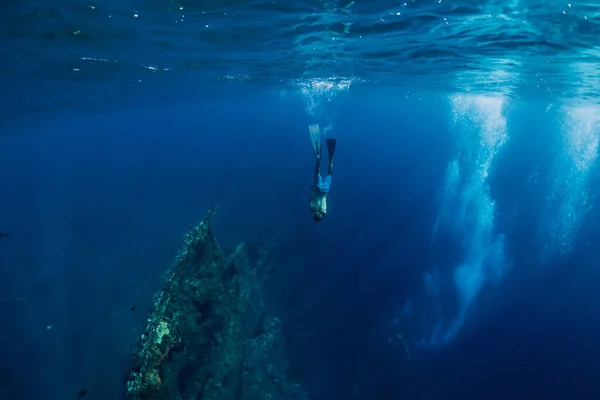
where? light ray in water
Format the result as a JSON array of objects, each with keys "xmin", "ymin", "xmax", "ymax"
[
  {"xmin": 420, "ymin": 93, "xmax": 509, "ymax": 347},
  {"xmin": 539, "ymin": 99, "xmax": 600, "ymax": 260}
]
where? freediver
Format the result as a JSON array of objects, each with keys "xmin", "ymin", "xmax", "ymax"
[{"xmin": 308, "ymin": 124, "xmax": 336, "ymax": 222}]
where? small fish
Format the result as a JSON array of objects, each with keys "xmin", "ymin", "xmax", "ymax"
[
  {"xmin": 0, "ymin": 232, "xmax": 9, "ymax": 239},
  {"xmin": 130, "ymin": 306, "xmax": 136, "ymax": 311},
  {"xmin": 77, "ymin": 387, "xmax": 88, "ymax": 398},
  {"xmin": 93, "ymin": 316, "xmax": 99, "ymax": 323}
]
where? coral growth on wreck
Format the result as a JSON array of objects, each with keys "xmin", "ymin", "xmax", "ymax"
[{"xmin": 124, "ymin": 207, "xmax": 307, "ymax": 400}]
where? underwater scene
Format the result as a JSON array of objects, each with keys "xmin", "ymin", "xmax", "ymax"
[{"xmin": 2, "ymin": 0, "xmax": 600, "ymax": 399}]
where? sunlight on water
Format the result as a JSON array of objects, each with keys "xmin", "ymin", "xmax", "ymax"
[
  {"xmin": 568, "ymin": 58, "xmax": 600, "ymax": 102},
  {"xmin": 450, "ymin": 94, "xmax": 509, "ymax": 181},
  {"xmin": 564, "ymin": 105, "xmax": 600, "ymax": 172},
  {"xmin": 539, "ymin": 102, "xmax": 600, "ymax": 259},
  {"xmin": 420, "ymin": 93, "xmax": 509, "ymax": 347},
  {"xmin": 296, "ymin": 77, "xmax": 353, "ymax": 116},
  {"xmin": 4, "ymin": 0, "xmax": 600, "ymax": 114},
  {"xmin": 453, "ymin": 58, "xmax": 522, "ymax": 96}
]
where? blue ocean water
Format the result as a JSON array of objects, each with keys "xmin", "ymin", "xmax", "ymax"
[{"xmin": 2, "ymin": 0, "xmax": 600, "ymax": 399}]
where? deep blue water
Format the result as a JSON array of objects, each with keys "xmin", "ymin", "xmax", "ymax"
[{"xmin": 3, "ymin": 1, "xmax": 600, "ymax": 400}]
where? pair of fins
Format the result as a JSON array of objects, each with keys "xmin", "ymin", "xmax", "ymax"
[{"xmin": 309, "ymin": 124, "xmax": 336, "ymax": 160}]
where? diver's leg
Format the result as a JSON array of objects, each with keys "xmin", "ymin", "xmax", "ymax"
[
  {"xmin": 314, "ymin": 156, "xmax": 321, "ymax": 184},
  {"xmin": 326, "ymin": 139, "xmax": 334, "ymax": 175},
  {"xmin": 326, "ymin": 138, "xmax": 336, "ymax": 161}
]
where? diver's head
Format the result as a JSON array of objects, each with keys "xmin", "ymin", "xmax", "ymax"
[{"xmin": 313, "ymin": 211, "xmax": 325, "ymax": 222}]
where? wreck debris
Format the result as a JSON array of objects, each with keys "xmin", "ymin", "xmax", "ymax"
[{"xmin": 124, "ymin": 207, "xmax": 307, "ymax": 400}]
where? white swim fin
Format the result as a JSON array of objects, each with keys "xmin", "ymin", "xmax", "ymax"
[{"xmin": 308, "ymin": 124, "xmax": 321, "ymax": 156}]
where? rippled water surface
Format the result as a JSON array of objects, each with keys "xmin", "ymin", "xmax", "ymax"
[{"xmin": 2, "ymin": 0, "xmax": 600, "ymax": 113}]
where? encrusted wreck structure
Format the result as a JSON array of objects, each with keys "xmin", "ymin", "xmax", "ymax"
[{"xmin": 125, "ymin": 207, "xmax": 307, "ymax": 400}]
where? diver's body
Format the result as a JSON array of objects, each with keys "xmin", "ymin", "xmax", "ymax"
[{"xmin": 308, "ymin": 124, "xmax": 336, "ymax": 222}]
